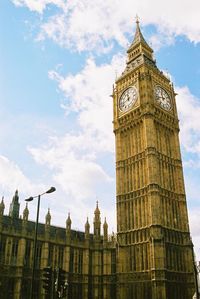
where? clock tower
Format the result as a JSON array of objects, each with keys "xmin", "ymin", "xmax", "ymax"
[{"xmin": 113, "ymin": 20, "xmax": 195, "ymax": 299}]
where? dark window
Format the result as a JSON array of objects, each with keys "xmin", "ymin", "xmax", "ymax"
[
  {"xmin": 58, "ymin": 246, "xmax": 64, "ymax": 268},
  {"xmin": 48, "ymin": 243, "xmax": 53, "ymax": 266},
  {"xmin": 11, "ymin": 239, "xmax": 18, "ymax": 265},
  {"xmin": 0, "ymin": 236, "xmax": 6, "ymax": 264},
  {"xmin": 7, "ymin": 278, "xmax": 15, "ymax": 298},
  {"xmin": 69, "ymin": 248, "xmax": 74, "ymax": 272},
  {"xmin": 111, "ymin": 250, "xmax": 116, "ymax": 273},
  {"xmin": 22, "ymin": 279, "xmax": 30, "ymax": 299},
  {"xmin": 78, "ymin": 249, "xmax": 83, "ymax": 273},
  {"xmin": 35, "ymin": 242, "xmax": 42, "ymax": 269},
  {"xmin": 24, "ymin": 240, "xmax": 31, "ymax": 267}
]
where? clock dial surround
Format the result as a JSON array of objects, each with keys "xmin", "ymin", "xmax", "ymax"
[
  {"xmin": 119, "ymin": 86, "xmax": 138, "ymax": 112},
  {"xmin": 154, "ymin": 86, "xmax": 172, "ymax": 111}
]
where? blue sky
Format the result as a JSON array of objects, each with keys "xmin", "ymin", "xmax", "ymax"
[{"xmin": 1, "ymin": 0, "xmax": 200, "ymax": 257}]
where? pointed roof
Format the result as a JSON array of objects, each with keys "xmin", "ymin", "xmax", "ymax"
[
  {"xmin": 0, "ymin": 196, "xmax": 5, "ymax": 215},
  {"xmin": 66, "ymin": 212, "xmax": 72, "ymax": 225},
  {"xmin": 0, "ymin": 197, "xmax": 5, "ymax": 209},
  {"xmin": 94, "ymin": 201, "xmax": 100, "ymax": 215},
  {"xmin": 23, "ymin": 203, "xmax": 29, "ymax": 220},
  {"xmin": 13, "ymin": 189, "xmax": 19, "ymax": 202},
  {"xmin": 85, "ymin": 217, "xmax": 90, "ymax": 233},
  {"xmin": 103, "ymin": 217, "xmax": 108, "ymax": 228},
  {"xmin": 127, "ymin": 18, "xmax": 153, "ymax": 53},
  {"xmin": 85, "ymin": 217, "xmax": 90, "ymax": 227},
  {"xmin": 45, "ymin": 208, "xmax": 51, "ymax": 224}
]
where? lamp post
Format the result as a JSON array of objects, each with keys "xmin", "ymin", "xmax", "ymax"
[
  {"xmin": 195, "ymin": 261, "xmax": 200, "ymax": 299},
  {"xmin": 25, "ymin": 187, "xmax": 56, "ymax": 299}
]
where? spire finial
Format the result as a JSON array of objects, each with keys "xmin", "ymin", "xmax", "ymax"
[{"xmin": 135, "ymin": 14, "xmax": 139, "ymax": 25}]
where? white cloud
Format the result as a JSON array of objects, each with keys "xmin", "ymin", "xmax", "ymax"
[
  {"xmin": 175, "ymin": 86, "xmax": 200, "ymax": 258},
  {"xmin": 28, "ymin": 134, "xmax": 113, "ymax": 200},
  {"xmin": 176, "ymin": 86, "xmax": 200, "ymax": 158},
  {"xmin": 28, "ymin": 133, "xmax": 116, "ymax": 230},
  {"xmin": 27, "ymin": 56, "xmax": 124, "ymax": 224},
  {"xmin": 49, "ymin": 54, "xmax": 125, "ymax": 152},
  {"xmin": 12, "ymin": 0, "xmax": 64, "ymax": 14},
  {"xmin": 12, "ymin": 0, "xmax": 200, "ymax": 52},
  {"xmin": 0, "ymin": 154, "xmax": 46, "ymax": 216},
  {"xmin": 0, "ymin": 155, "xmax": 43, "ymax": 193},
  {"xmin": 188, "ymin": 207, "xmax": 200, "ymax": 260}
]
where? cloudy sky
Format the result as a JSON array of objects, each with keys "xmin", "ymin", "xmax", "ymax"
[{"xmin": 1, "ymin": 0, "xmax": 200, "ymax": 257}]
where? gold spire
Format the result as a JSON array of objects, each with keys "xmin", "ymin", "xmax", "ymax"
[
  {"xmin": 126, "ymin": 18, "xmax": 154, "ymax": 65},
  {"xmin": 128, "ymin": 18, "xmax": 152, "ymax": 52}
]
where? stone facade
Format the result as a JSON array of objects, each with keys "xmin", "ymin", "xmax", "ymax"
[
  {"xmin": 0, "ymin": 21, "xmax": 196, "ymax": 299},
  {"xmin": 0, "ymin": 197, "xmax": 116, "ymax": 299},
  {"xmin": 113, "ymin": 20, "xmax": 195, "ymax": 299}
]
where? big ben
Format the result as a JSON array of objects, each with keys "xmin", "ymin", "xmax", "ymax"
[{"xmin": 113, "ymin": 19, "xmax": 195, "ymax": 299}]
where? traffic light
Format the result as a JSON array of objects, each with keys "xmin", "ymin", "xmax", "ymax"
[
  {"xmin": 55, "ymin": 268, "xmax": 66, "ymax": 293},
  {"xmin": 42, "ymin": 266, "xmax": 52, "ymax": 295}
]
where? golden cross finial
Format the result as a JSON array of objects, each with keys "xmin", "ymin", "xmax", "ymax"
[{"xmin": 135, "ymin": 14, "xmax": 140, "ymax": 24}]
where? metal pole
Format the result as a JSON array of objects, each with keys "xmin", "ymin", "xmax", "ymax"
[
  {"xmin": 191, "ymin": 241, "xmax": 199, "ymax": 299},
  {"xmin": 194, "ymin": 263, "xmax": 199, "ymax": 299},
  {"xmin": 30, "ymin": 194, "xmax": 41, "ymax": 299}
]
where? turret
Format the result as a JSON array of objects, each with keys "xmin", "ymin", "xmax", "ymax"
[
  {"xmin": 66, "ymin": 213, "xmax": 72, "ymax": 241},
  {"xmin": 9, "ymin": 190, "xmax": 20, "ymax": 218},
  {"xmin": 23, "ymin": 203, "xmax": 29, "ymax": 222},
  {"xmin": 103, "ymin": 217, "xmax": 108, "ymax": 242},
  {"xmin": 45, "ymin": 208, "xmax": 51, "ymax": 226},
  {"xmin": 93, "ymin": 201, "xmax": 101, "ymax": 239},
  {"xmin": 44, "ymin": 208, "xmax": 51, "ymax": 238},
  {"xmin": 0, "ymin": 197, "xmax": 5, "ymax": 230},
  {"xmin": 0, "ymin": 197, "xmax": 5, "ymax": 216},
  {"xmin": 85, "ymin": 217, "xmax": 90, "ymax": 239},
  {"xmin": 66, "ymin": 213, "xmax": 71, "ymax": 230}
]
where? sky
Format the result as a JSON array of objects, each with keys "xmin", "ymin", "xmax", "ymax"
[{"xmin": 1, "ymin": 0, "xmax": 200, "ymax": 258}]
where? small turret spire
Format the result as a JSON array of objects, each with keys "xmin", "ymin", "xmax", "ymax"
[
  {"xmin": 9, "ymin": 189, "xmax": 20, "ymax": 218},
  {"xmin": 66, "ymin": 212, "xmax": 72, "ymax": 231},
  {"xmin": 85, "ymin": 217, "xmax": 90, "ymax": 239},
  {"xmin": 0, "ymin": 197, "xmax": 5, "ymax": 216},
  {"xmin": 94, "ymin": 201, "xmax": 100, "ymax": 215},
  {"xmin": 103, "ymin": 217, "xmax": 108, "ymax": 242},
  {"xmin": 23, "ymin": 203, "xmax": 29, "ymax": 221},
  {"xmin": 45, "ymin": 208, "xmax": 51, "ymax": 226},
  {"xmin": 93, "ymin": 201, "xmax": 101, "ymax": 238}
]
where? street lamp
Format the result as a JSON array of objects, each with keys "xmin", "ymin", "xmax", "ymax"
[{"xmin": 25, "ymin": 187, "xmax": 56, "ymax": 299}]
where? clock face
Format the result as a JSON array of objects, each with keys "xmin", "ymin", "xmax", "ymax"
[
  {"xmin": 155, "ymin": 86, "xmax": 172, "ymax": 111},
  {"xmin": 119, "ymin": 86, "xmax": 138, "ymax": 112}
]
